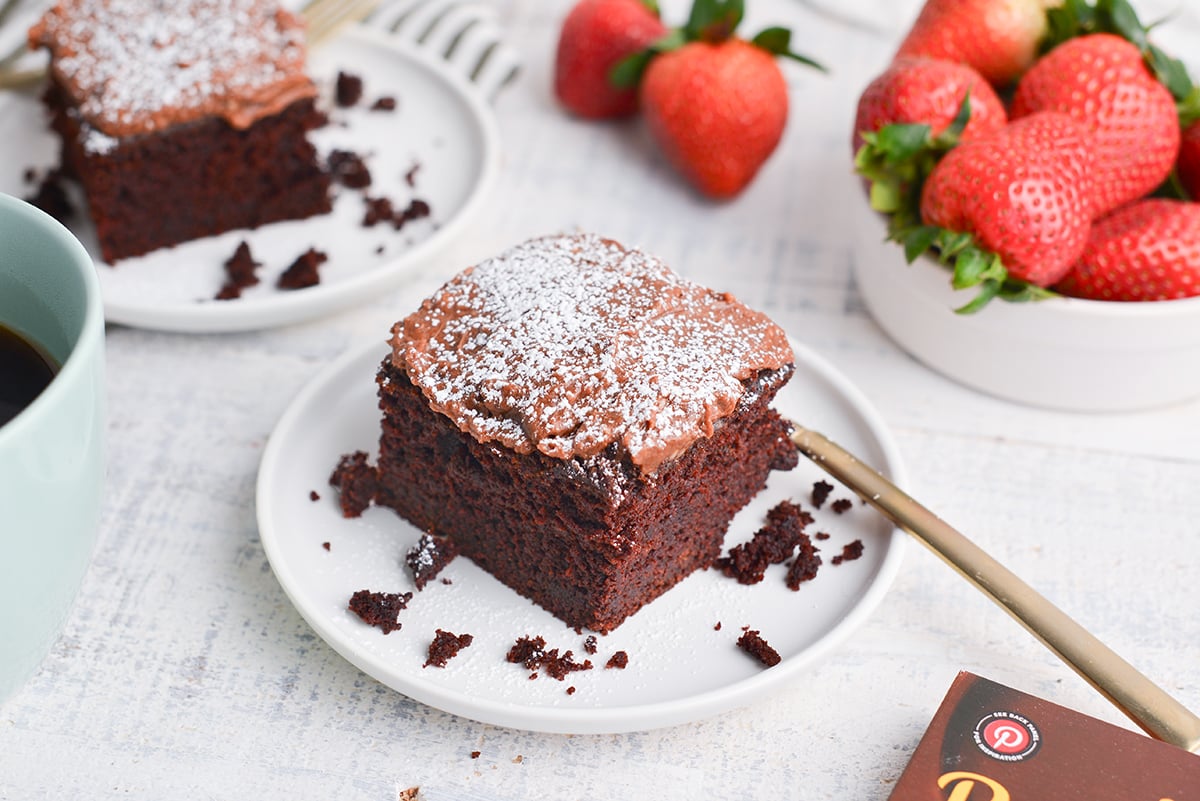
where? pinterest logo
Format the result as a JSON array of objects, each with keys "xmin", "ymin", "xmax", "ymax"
[{"xmin": 973, "ymin": 712, "xmax": 1042, "ymax": 762}]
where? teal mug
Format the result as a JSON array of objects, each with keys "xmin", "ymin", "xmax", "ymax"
[{"xmin": 0, "ymin": 192, "xmax": 105, "ymax": 704}]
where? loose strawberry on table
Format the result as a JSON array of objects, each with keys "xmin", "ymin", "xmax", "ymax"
[
  {"xmin": 1056, "ymin": 199, "xmax": 1200, "ymax": 301},
  {"xmin": 554, "ymin": 0, "xmax": 667, "ymax": 119},
  {"xmin": 637, "ymin": 0, "xmax": 823, "ymax": 199}
]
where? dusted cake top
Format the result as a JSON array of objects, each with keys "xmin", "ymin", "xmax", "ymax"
[
  {"xmin": 29, "ymin": 0, "xmax": 316, "ymax": 137},
  {"xmin": 391, "ymin": 234, "xmax": 794, "ymax": 474}
]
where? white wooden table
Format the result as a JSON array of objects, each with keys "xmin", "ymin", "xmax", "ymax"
[{"xmin": 3, "ymin": 1, "xmax": 1199, "ymax": 797}]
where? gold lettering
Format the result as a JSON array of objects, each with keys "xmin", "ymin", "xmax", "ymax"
[{"xmin": 937, "ymin": 771, "xmax": 1011, "ymax": 801}]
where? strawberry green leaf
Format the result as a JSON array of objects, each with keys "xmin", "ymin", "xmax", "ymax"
[
  {"xmin": 685, "ymin": 0, "xmax": 743, "ymax": 43},
  {"xmin": 609, "ymin": 29, "xmax": 686, "ymax": 89},
  {"xmin": 900, "ymin": 226, "xmax": 940, "ymax": 263},
  {"xmin": 750, "ymin": 27, "xmax": 826, "ymax": 71},
  {"xmin": 639, "ymin": 0, "xmax": 661, "ymax": 16},
  {"xmin": 955, "ymin": 279, "xmax": 1003, "ymax": 315}
]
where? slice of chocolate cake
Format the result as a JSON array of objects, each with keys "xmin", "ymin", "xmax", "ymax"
[
  {"xmin": 372, "ymin": 234, "xmax": 798, "ymax": 633},
  {"xmin": 28, "ymin": 0, "xmax": 332, "ymax": 263}
]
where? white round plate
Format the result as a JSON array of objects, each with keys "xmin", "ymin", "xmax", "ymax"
[
  {"xmin": 256, "ymin": 337, "xmax": 908, "ymax": 734},
  {"xmin": 0, "ymin": 26, "xmax": 499, "ymax": 332}
]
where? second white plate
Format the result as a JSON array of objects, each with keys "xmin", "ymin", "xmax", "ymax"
[
  {"xmin": 0, "ymin": 26, "xmax": 500, "ymax": 332},
  {"xmin": 256, "ymin": 336, "xmax": 908, "ymax": 734}
]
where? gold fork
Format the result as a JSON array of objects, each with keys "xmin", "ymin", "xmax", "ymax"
[{"xmin": 0, "ymin": 0, "xmax": 380, "ymax": 91}]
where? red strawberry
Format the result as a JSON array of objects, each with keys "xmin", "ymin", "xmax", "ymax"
[
  {"xmin": 921, "ymin": 111, "xmax": 1095, "ymax": 287},
  {"xmin": 640, "ymin": 38, "xmax": 788, "ymax": 198},
  {"xmin": 853, "ymin": 56, "xmax": 1007, "ymax": 153},
  {"xmin": 1056, "ymin": 199, "xmax": 1200, "ymax": 301},
  {"xmin": 554, "ymin": 0, "xmax": 667, "ymax": 119},
  {"xmin": 1178, "ymin": 121, "xmax": 1200, "ymax": 201},
  {"xmin": 895, "ymin": 0, "xmax": 1051, "ymax": 88},
  {"xmin": 1010, "ymin": 34, "xmax": 1180, "ymax": 217}
]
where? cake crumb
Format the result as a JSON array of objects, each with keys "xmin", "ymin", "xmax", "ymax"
[
  {"xmin": 714, "ymin": 500, "xmax": 813, "ymax": 584},
  {"xmin": 812, "ymin": 480, "xmax": 834, "ymax": 509},
  {"xmin": 832, "ymin": 539, "xmax": 865, "ymax": 565},
  {"xmin": 24, "ymin": 168, "xmax": 75, "ymax": 224},
  {"xmin": 362, "ymin": 196, "xmax": 395, "ymax": 227},
  {"xmin": 470, "ymin": 751, "xmax": 481, "ymax": 759},
  {"xmin": 371, "ymin": 96, "xmax": 397, "ymax": 111},
  {"xmin": 309, "ymin": 490, "xmax": 320, "ymax": 502},
  {"xmin": 506, "ymin": 635, "xmax": 592, "ymax": 680},
  {"xmin": 277, "ymin": 247, "xmax": 328, "ymax": 290},
  {"xmin": 583, "ymin": 635, "xmax": 598, "ymax": 655},
  {"xmin": 714, "ymin": 621, "xmax": 722, "ymax": 631},
  {"xmin": 405, "ymin": 162, "xmax": 421, "ymax": 187},
  {"xmin": 328, "ymin": 149, "xmax": 372, "ymax": 189},
  {"xmin": 785, "ymin": 535, "xmax": 822, "ymax": 590},
  {"xmin": 512, "ymin": 755, "xmax": 524, "ymax": 764},
  {"xmin": 348, "ymin": 590, "xmax": 412, "ymax": 634},
  {"xmin": 566, "ymin": 686, "xmax": 576, "ymax": 695},
  {"xmin": 831, "ymin": 498, "xmax": 853, "ymax": 514},
  {"xmin": 393, "ymin": 198, "xmax": 431, "ymax": 230},
  {"xmin": 423, "ymin": 629, "xmax": 473, "ymax": 668},
  {"xmin": 335, "ymin": 70, "xmax": 363, "ymax": 107},
  {"xmin": 329, "ymin": 450, "xmax": 378, "ymax": 517},
  {"xmin": 215, "ymin": 240, "xmax": 261, "ymax": 300},
  {"xmin": 605, "ymin": 650, "xmax": 629, "ymax": 670},
  {"xmin": 405, "ymin": 533, "xmax": 459, "ymax": 590},
  {"xmin": 737, "ymin": 629, "xmax": 781, "ymax": 667},
  {"xmin": 321, "ymin": 541, "xmax": 331, "ymax": 551},
  {"xmin": 814, "ymin": 531, "xmax": 830, "ymax": 541}
]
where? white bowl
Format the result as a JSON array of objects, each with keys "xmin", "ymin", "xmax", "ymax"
[{"xmin": 851, "ymin": 192, "xmax": 1200, "ymax": 412}]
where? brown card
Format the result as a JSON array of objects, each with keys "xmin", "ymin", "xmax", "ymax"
[{"xmin": 889, "ymin": 671, "xmax": 1200, "ymax": 800}]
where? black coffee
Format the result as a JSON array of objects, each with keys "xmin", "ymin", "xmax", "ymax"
[{"xmin": 0, "ymin": 324, "xmax": 58, "ymax": 427}]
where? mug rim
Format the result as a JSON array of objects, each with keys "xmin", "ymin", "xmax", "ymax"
[{"xmin": 0, "ymin": 192, "xmax": 104, "ymax": 444}]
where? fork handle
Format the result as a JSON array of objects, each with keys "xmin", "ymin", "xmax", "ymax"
[{"xmin": 790, "ymin": 423, "xmax": 1200, "ymax": 753}]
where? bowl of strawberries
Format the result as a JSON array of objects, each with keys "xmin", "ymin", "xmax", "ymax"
[{"xmin": 852, "ymin": 0, "xmax": 1200, "ymax": 412}]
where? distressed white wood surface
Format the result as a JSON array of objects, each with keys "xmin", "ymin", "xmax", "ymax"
[{"xmin": 3, "ymin": 1, "xmax": 1200, "ymax": 797}]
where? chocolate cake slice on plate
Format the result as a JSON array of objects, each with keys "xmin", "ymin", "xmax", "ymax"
[{"xmin": 372, "ymin": 233, "xmax": 798, "ymax": 633}]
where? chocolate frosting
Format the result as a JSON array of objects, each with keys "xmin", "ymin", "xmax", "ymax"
[
  {"xmin": 391, "ymin": 234, "xmax": 795, "ymax": 474},
  {"xmin": 29, "ymin": 0, "xmax": 316, "ymax": 137}
]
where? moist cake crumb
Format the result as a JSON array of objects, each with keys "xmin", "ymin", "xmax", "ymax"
[
  {"xmin": 23, "ymin": 168, "xmax": 75, "ymax": 224},
  {"xmin": 714, "ymin": 621, "xmax": 722, "ymax": 631},
  {"xmin": 470, "ymin": 751, "xmax": 481, "ymax": 759},
  {"xmin": 371, "ymin": 96, "xmax": 397, "ymax": 111},
  {"xmin": 737, "ymin": 629, "xmax": 781, "ymax": 667},
  {"xmin": 832, "ymin": 539, "xmax": 865, "ymax": 565},
  {"xmin": 335, "ymin": 70, "xmax": 363, "ymax": 107},
  {"xmin": 605, "ymin": 650, "xmax": 629, "ymax": 670},
  {"xmin": 566, "ymin": 686, "xmax": 576, "ymax": 695},
  {"xmin": 831, "ymin": 498, "xmax": 853, "ymax": 514},
  {"xmin": 505, "ymin": 635, "xmax": 592, "ymax": 680},
  {"xmin": 814, "ymin": 531, "xmax": 830, "ymax": 541},
  {"xmin": 405, "ymin": 162, "xmax": 421, "ymax": 187},
  {"xmin": 321, "ymin": 541, "xmax": 330, "ymax": 551},
  {"xmin": 405, "ymin": 533, "xmax": 459, "ymax": 590},
  {"xmin": 583, "ymin": 635, "xmax": 598, "ymax": 655},
  {"xmin": 423, "ymin": 629, "xmax": 474, "ymax": 668},
  {"xmin": 277, "ymin": 247, "xmax": 327, "ymax": 289},
  {"xmin": 216, "ymin": 240, "xmax": 261, "ymax": 300},
  {"xmin": 363, "ymin": 196, "xmax": 395, "ymax": 226},
  {"xmin": 328, "ymin": 149, "xmax": 372, "ymax": 189},
  {"xmin": 309, "ymin": 490, "xmax": 320, "ymax": 501},
  {"xmin": 785, "ymin": 533, "xmax": 822, "ymax": 590},
  {"xmin": 329, "ymin": 450, "xmax": 378, "ymax": 517},
  {"xmin": 348, "ymin": 589, "xmax": 412, "ymax": 634},
  {"xmin": 812, "ymin": 480, "xmax": 834, "ymax": 509},
  {"xmin": 393, "ymin": 198, "xmax": 431, "ymax": 230},
  {"xmin": 714, "ymin": 500, "xmax": 814, "ymax": 584}
]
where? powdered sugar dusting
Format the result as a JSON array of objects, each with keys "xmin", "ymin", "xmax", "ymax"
[
  {"xmin": 29, "ymin": 0, "xmax": 315, "ymax": 136},
  {"xmin": 392, "ymin": 234, "xmax": 794, "ymax": 473}
]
